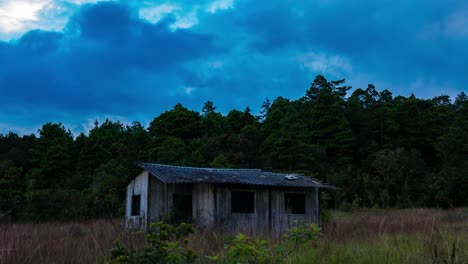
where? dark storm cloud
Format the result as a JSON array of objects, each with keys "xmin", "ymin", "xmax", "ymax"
[
  {"xmin": 0, "ymin": 2, "xmax": 219, "ymax": 119},
  {"xmin": 193, "ymin": 0, "xmax": 468, "ymax": 97},
  {"xmin": 1, "ymin": 0, "xmax": 467, "ymax": 134}
]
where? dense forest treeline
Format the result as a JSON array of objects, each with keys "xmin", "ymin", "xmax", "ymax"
[{"xmin": 1, "ymin": 75, "xmax": 467, "ymax": 220}]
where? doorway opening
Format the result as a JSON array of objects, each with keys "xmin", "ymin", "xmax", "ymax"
[{"xmin": 171, "ymin": 184, "xmax": 193, "ymax": 223}]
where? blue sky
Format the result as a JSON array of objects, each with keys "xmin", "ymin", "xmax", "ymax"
[{"xmin": 0, "ymin": 0, "xmax": 467, "ymax": 135}]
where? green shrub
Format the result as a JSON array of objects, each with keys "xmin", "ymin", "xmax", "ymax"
[
  {"xmin": 107, "ymin": 222, "xmax": 197, "ymax": 264},
  {"xmin": 108, "ymin": 222, "xmax": 321, "ymax": 264},
  {"xmin": 207, "ymin": 223, "xmax": 321, "ymax": 264}
]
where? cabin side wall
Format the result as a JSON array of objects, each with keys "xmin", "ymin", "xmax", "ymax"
[
  {"xmin": 133, "ymin": 174, "xmax": 320, "ymax": 234},
  {"xmin": 149, "ymin": 181, "xmax": 216, "ymax": 226},
  {"xmin": 212, "ymin": 185, "xmax": 319, "ymax": 235},
  {"xmin": 126, "ymin": 171, "xmax": 149, "ymax": 225},
  {"xmin": 148, "ymin": 176, "xmax": 168, "ymax": 222},
  {"xmin": 270, "ymin": 187, "xmax": 318, "ymax": 235},
  {"xmin": 193, "ymin": 183, "xmax": 215, "ymax": 226},
  {"xmin": 215, "ymin": 185, "xmax": 270, "ymax": 235}
]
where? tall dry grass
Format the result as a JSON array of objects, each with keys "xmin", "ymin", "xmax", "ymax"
[
  {"xmin": 0, "ymin": 208, "xmax": 466, "ymax": 264},
  {"xmin": 299, "ymin": 208, "xmax": 467, "ymax": 264},
  {"xmin": 324, "ymin": 208, "xmax": 461, "ymax": 242},
  {"xmin": 0, "ymin": 219, "xmax": 139, "ymax": 264}
]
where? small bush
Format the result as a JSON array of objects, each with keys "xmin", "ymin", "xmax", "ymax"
[
  {"xmin": 207, "ymin": 223, "xmax": 321, "ymax": 264},
  {"xmin": 107, "ymin": 221, "xmax": 197, "ymax": 264}
]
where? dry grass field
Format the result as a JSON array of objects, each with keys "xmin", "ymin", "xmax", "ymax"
[{"xmin": 1, "ymin": 208, "xmax": 466, "ymax": 264}]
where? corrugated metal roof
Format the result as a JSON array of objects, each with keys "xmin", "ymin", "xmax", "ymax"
[{"xmin": 138, "ymin": 163, "xmax": 335, "ymax": 188}]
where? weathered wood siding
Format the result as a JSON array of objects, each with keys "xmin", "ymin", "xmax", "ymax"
[
  {"xmin": 140, "ymin": 174, "xmax": 320, "ymax": 235},
  {"xmin": 193, "ymin": 183, "xmax": 215, "ymax": 226},
  {"xmin": 148, "ymin": 176, "xmax": 167, "ymax": 221},
  {"xmin": 214, "ymin": 185, "xmax": 269, "ymax": 235},
  {"xmin": 270, "ymin": 187, "xmax": 318, "ymax": 235},
  {"xmin": 149, "ymin": 180, "xmax": 216, "ymax": 226},
  {"xmin": 126, "ymin": 171, "xmax": 149, "ymax": 225}
]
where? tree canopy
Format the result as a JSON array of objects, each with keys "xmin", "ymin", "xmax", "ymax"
[{"xmin": 0, "ymin": 75, "xmax": 466, "ymax": 220}]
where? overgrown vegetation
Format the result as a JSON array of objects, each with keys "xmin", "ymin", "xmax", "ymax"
[
  {"xmin": 107, "ymin": 222, "xmax": 320, "ymax": 264},
  {"xmin": 0, "ymin": 209, "xmax": 466, "ymax": 264},
  {"xmin": 0, "ymin": 75, "xmax": 467, "ymax": 220},
  {"xmin": 108, "ymin": 222, "xmax": 197, "ymax": 264},
  {"xmin": 207, "ymin": 224, "xmax": 320, "ymax": 264}
]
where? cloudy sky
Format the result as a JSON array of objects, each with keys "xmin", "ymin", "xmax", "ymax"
[{"xmin": 1, "ymin": 0, "xmax": 467, "ymax": 135}]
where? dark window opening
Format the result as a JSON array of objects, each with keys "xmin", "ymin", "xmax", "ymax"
[
  {"xmin": 172, "ymin": 194, "xmax": 193, "ymax": 223},
  {"xmin": 285, "ymin": 193, "xmax": 305, "ymax": 214},
  {"xmin": 131, "ymin": 195, "xmax": 141, "ymax": 216},
  {"xmin": 231, "ymin": 191, "xmax": 255, "ymax": 213}
]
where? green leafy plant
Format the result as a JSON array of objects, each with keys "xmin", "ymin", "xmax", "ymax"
[
  {"xmin": 207, "ymin": 223, "xmax": 321, "ymax": 264},
  {"xmin": 107, "ymin": 221, "xmax": 197, "ymax": 264}
]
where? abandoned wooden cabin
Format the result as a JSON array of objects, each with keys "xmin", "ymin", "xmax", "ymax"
[{"xmin": 126, "ymin": 163, "xmax": 333, "ymax": 234}]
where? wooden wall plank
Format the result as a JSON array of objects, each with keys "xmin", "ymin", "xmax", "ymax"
[{"xmin": 142, "ymin": 177, "xmax": 321, "ymax": 235}]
